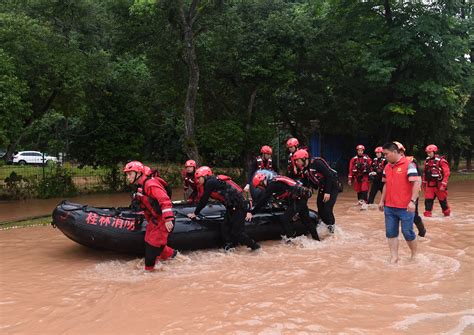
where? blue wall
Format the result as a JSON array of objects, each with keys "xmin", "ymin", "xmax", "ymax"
[{"xmin": 310, "ymin": 132, "xmax": 371, "ymax": 176}]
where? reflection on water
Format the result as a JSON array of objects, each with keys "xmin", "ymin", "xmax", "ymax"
[{"xmin": 0, "ymin": 182, "xmax": 473, "ymax": 334}]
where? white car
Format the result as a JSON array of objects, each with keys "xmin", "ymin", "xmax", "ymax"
[{"xmin": 12, "ymin": 151, "xmax": 59, "ymax": 165}]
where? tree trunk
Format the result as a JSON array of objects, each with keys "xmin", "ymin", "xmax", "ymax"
[
  {"xmin": 383, "ymin": 0, "xmax": 393, "ymax": 26},
  {"xmin": 178, "ymin": 0, "xmax": 200, "ymax": 163},
  {"xmin": 242, "ymin": 88, "xmax": 258, "ymax": 179}
]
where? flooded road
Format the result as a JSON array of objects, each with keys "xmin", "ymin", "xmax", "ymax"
[{"xmin": 0, "ymin": 181, "xmax": 473, "ymax": 334}]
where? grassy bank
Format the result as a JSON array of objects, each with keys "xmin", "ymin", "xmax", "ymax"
[{"xmin": 0, "ymin": 217, "xmax": 51, "ymax": 230}]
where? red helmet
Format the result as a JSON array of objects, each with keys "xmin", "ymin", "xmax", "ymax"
[
  {"xmin": 195, "ymin": 166, "xmax": 212, "ymax": 179},
  {"xmin": 123, "ymin": 161, "xmax": 144, "ymax": 174},
  {"xmin": 392, "ymin": 141, "xmax": 405, "ymax": 152},
  {"xmin": 356, "ymin": 145, "xmax": 365, "ymax": 150},
  {"xmin": 260, "ymin": 145, "xmax": 272, "ymax": 155},
  {"xmin": 374, "ymin": 146, "xmax": 383, "ymax": 153},
  {"xmin": 292, "ymin": 149, "xmax": 309, "ymax": 161},
  {"xmin": 425, "ymin": 144, "xmax": 438, "ymax": 153},
  {"xmin": 252, "ymin": 172, "xmax": 267, "ymax": 188},
  {"xmin": 286, "ymin": 138, "xmax": 299, "ymax": 148},
  {"xmin": 185, "ymin": 160, "xmax": 196, "ymax": 168}
]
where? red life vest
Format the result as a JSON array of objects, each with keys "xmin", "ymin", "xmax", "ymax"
[
  {"xmin": 424, "ymin": 156, "xmax": 445, "ymax": 182},
  {"xmin": 351, "ymin": 155, "xmax": 370, "ymax": 175},
  {"xmin": 371, "ymin": 157, "xmax": 387, "ymax": 175},
  {"xmin": 139, "ymin": 177, "xmax": 173, "ymax": 220},
  {"xmin": 256, "ymin": 156, "xmax": 272, "ymax": 170},
  {"xmin": 210, "ymin": 175, "xmax": 243, "ymax": 203},
  {"xmin": 145, "ymin": 168, "xmax": 172, "ymax": 197},
  {"xmin": 273, "ymin": 176, "xmax": 311, "ymax": 200}
]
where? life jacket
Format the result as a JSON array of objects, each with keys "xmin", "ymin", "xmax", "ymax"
[
  {"xmin": 256, "ymin": 156, "xmax": 272, "ymax": 170},
  {"xmin": 371, "ymin": 157, "xmax": 387, "ymax": 176},
  {"xmin": 146, "ymin": 168, "xmax": 172, "ymax": 198},
  {"xmin": 138, "ymin": 177, "xmax": 171, "ymax": 218},
  {"xmin": 182, "ymin": 170, "xmax": 196, "ymax": 191},
  {"xmin": 306, "ymin": 157, "xmax": 339, "ymax": 189},
  {"xmin": 352, "ymin": 155, "xmax": 370, "ymax": 175},
  {"xmin": 209, "ymin": 175, "xmax": 244, "ymax": 206},
  {"xmin": 273, "ymin": 176, "xmax": 312, "ymax": 200},
  {"xmin": 424, "ymin": 155, "xmax": 445, "ymax": 182}
]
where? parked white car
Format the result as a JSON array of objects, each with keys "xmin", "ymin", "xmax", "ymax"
[{"xmin": 12, "ymin": 151, "xmax": 59, "ymax": 165}]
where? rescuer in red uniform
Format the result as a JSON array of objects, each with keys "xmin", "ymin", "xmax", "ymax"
[
  {"xmin": 423, "ymin": 144, "xmax": 451, "ymax": 217},
  {"xmin": 124, "ymin": 161, "xmax": 176, "ymax": 271},
  {"xmin": 348, "ymin": 145, "xmax": 372, "ymax": 204}
]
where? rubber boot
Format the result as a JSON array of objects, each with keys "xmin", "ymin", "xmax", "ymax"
[
  {"xmin": 414, "ymin": 215, "xmax": 426, "ymax": 237},
  {"xmin": 250, "ymin": 241, "xmax": 261, "ymax": 251},
  {"xmin": 327, "ymin": 224, "xmax": 335, "ymax": 235},
  {"xmin": 439, "ymin": 200, "xmax": 450, "ymax": 216}
]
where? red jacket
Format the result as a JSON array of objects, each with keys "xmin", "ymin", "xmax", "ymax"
[
  {"xmin": 423, "ymin": 155, "xmax": 450, "ymax": 185},
  {"xmin": 348, "ymin": 154, "xmax": 372, "ymax": 179},
  {"xmin": 137, "ymin": 175, "xmax": 174, "ymax": 247}
]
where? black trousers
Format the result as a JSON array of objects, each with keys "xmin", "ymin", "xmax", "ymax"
[
  {"xmin": 414, "ymin": 199, "xmax": 426, "ymax": 236},
  {"xmin": 368, "ymin": 179, "xmax": 384, "ymax": 204},
  {"xmin": 221, "ymin": 205, "xmax": 255, "ymax": 248},
  {"xmin": 145, "ymin": 243, "xmax": 164, "ymax": 268},
  {"xmin": 316, "ymin": 187, "xmax": 338, "ymax": 227},
  {"xmin": 425, "ymin": 198, "xmax": 449, "ymax": 211},
  {"xmin": 280, "ymin": 198, "xmax": 319, "ymax": 240}
]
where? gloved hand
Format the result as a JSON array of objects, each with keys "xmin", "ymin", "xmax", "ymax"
[
  {"xmin": 439, "ymin": 182, "xmax": 447, "ymax": 191},
  {"xmin": 244, "ymin": 184, "xmax": 250, "ymax": 192},
  {"xmin": 132, "ymin": 188, "xmax": 144, "ymax": 200},
  {"xmin": 165, "ymin": 220, "xmax": 174, "ymax": 232}
]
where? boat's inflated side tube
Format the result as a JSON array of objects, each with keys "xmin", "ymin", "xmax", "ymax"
[{"xmin": 52, "ymin": 200, "xmax": 319, "ymax": 255}]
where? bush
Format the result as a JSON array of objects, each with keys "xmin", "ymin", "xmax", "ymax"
[
  {"xmin": 36, "ymin": 165, "xmax": 77, "ymax": 199},
  {"xmin": 0, "ymin": 171, "xmax": 35, "ymax": 199}
]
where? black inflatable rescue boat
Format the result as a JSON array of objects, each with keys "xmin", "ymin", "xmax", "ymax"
[{"xmin": 52, "ymin": 200, "xmax": 320, "ymax": 255}]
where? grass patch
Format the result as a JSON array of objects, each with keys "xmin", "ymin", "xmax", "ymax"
[
  {"xmin": 0, "ymin": 164, "xmax": 109, "ymax": 180},
  {"xmin": 449, "ymin": 172, "xmax": 474, "ymax": 182},
  {"xmin": 0, "ymin": 216, "xmax": 51, "ymax": 230}
]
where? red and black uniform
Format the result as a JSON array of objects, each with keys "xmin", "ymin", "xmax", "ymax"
[
  {"xmin": 135, "ymin": 174, "xmax": 175, "ymax": 271},
  {"xmin": 406, "ymin": 156, "xmax": 426, "ymax": 237},
  {"xmin": 251, "ymin": 176, "xmax": 319, "ymax": 240},
  {"xmin": 145, "ymin": 167, "xmax": 172, "ymax": 198},
  {"xmin": 300, "ymin": 157, "xmax": 340, "ymax": 230},
  {"xmin": 247, "ymin": 156, "xmax": 273, "ymax": 202},
  {"xmin": 194, "ymin": 175, "xmax": 259, "ymax": 250},
  {"xmin": 247, "ymin": 156, "xmax": 273, "ymax": 184},
  {"xmin": 182, "ymin": 170, "xmax": 201, "ymax": 203},
  {"xmin": 423, "ymin": 155, "xmax": 451, "ymax": 216},
  {"xmin": 348, "ymin": 154, "xmax": 372, "ymax": 202},
  {"xmin": 368, "ymin": 157, "xmax": 387, "ymax": 204},
  {"xmin": 287, "ymin": 146, "xmax": 308, "ymax": 180}
]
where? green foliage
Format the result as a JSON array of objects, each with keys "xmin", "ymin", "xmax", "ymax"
[
  {"xmin": 197, "ymin": 120, "xmax": 245, "ymax": 166},
  {"xmin": 1, "ymin": 171, "xmax": 34, "ymax": 200},
  {"xmin": 0, "ymin": 0, "xmax": 471, "ymax": 173},
  {"xmin": 36, "ymin": 165, "xmax": 78, "ymax": 199}
]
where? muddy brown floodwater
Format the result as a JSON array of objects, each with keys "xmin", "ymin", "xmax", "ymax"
[{"xmin": 1, "ymin": 182, "xmax": 473, "ymax": 334}]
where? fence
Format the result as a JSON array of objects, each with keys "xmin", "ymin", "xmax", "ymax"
[{"xmin": 0, "ymin": 162, "xmax": 244, "ymax": 200}]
